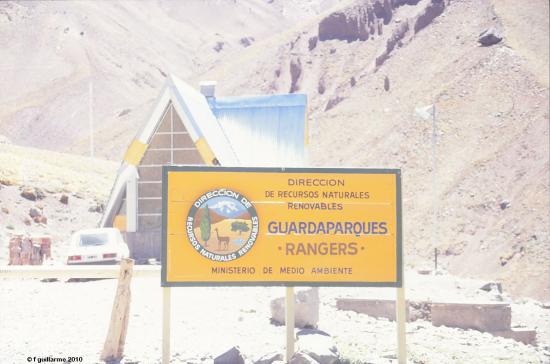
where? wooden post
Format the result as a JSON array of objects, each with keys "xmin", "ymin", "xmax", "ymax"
[
  {"xmin": 285, "ymin": 286, "xmax": 295, "ymax": 363},
  {"xmin": 396, "ymin": 286, "xmax": 407, "ymax": 364},
  {"xmin": 101, "ymin": 258, "xmax": 134, "ymax": 362},
  {"xmin": 162, "ymin": 287, "xmax": 171, "ymax": 364}
]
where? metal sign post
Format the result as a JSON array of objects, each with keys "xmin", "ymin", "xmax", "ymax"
[
  {"xmin": 285, "ymin": 287, "xmax": 296, "ymax": 361},
  {"xmin": 396, "ymin": 286, "xmax": 407, "ymax": 363},
  {"xmin": 162, "ymin": 287, "xmax": 171, "ymax": 364}
]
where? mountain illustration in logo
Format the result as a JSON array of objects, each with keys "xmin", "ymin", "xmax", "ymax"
[
  {"xmin": 208, "ymin": 199, "xmax": 246, "ymax": 218},
  {"xmin": 186, "ymin": 189, "xmax": 259, "ymax": 262}
]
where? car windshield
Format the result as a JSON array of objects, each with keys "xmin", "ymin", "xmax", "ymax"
[{"xmin": 79, "ymin": 233, "xmax": 109, "ymax": 246}]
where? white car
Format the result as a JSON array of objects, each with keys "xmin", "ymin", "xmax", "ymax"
[{"xmin": 66, "ymin": 228, "xmax": 130, "ymax": 265}]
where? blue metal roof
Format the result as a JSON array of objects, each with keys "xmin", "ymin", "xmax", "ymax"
[{"xmin": 208, "ymin": 93, "xmax": 307, "ymax": 167}]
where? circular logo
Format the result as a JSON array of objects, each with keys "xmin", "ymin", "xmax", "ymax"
[{"xmin": 186, "ymin": 188, "xmax": 259, "ymax": 262}]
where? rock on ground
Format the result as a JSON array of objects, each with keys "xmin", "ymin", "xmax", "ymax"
[
  {"xmin": 214, "ymin": 346, "xmax": 246, "ymax": 364},
  {"xmin": 271, "ymin": 288, "xmax": 319, "ymax": 328},
  {"xmin": 478, "ymin": 27, "xmax": 503, "ymax": 46},
  {"xmin": 290, "ymin": 352, "xmax": 319, "ymax": 364},
  {"xmin": 255, "ymin": 352, "xmax": 283, "ymax": 364},
  {"xmin": 295, "ymin": 329, "xmax": 340, "ymax": 364}
]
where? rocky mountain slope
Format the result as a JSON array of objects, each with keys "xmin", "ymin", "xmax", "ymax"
[
  {"xmin": 203, "ymin": 0, "xmax": 550, "ymax": 300},
  {"xmin": 0, "ymin": 141, "xmax": 118, "ymax": 263},
  {"xmin": 0, "ymin": 0, "xmax": 339, "ymax": 158},
  {"xmin": 0, "ymin": 0, "xmax": 548, "ymax": 301}
]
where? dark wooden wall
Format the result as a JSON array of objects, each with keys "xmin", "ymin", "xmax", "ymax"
[{"xmin": 128, "ymin": 102, "xmax": 204, "ymax": 260}]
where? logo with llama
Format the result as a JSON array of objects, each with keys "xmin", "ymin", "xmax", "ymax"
[{"xmin": 186, "ymin": 188, "xmax": 259, "ymax": 262}]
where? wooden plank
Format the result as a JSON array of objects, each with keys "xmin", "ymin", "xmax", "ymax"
[
  {"xmin": 100, "ymin": 258, "xmax": 134, "ymax": 362},
  {"xmin": 138, "ymin": 199, "xmax": 162, "ymax": 214},
  {"xmin": 138, "ymin": 166, "xmax": 162, "ymax": 181},
  {"xmin": 0, "ymin": 265, "xmax": 159, "ymax": 279},
  {"xmin": 138, "ymin": 182, "xmax": 162, "ymax": 198},
  {"xmin": 172, "ymin": 110, "xmax": 186, "ymax": 132},
  {"xmin": 125, "ymin": 230, "xmax": 162, "ymax": 259},
  {"xmin": 156, "ymin": 105, "xmax": 172, "ymax": 132},
  {"xmin": 149, "ymin": 134, "xmax": 172, "ymax": 149},
  {"xmin": 173, "ymin": 149, "xmax": 203, "ymax": 165},
  {"xmin": 141, "ymin": 150, "xmax": 171, "ymax": 165},
  {"xmin": 173, "ymin": 133, "xmax": 195, "ymax": 149},
  {"xmin": 137, "ymin": 215, "xmax": 162, "ymax": 230}
]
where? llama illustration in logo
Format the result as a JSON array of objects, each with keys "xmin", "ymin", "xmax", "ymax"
[{"xmin": 186, "ymin": 188, "xmax": 259, "ymax": 262}]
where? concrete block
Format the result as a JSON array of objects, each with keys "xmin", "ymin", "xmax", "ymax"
[
  {"xmin": 431, "ymin": 302, "xmax": 511, "ymax": 332},
  {"xmin": 491, "ymin": 328, "xmax": 537, "ymax": 346},
  {"xmin": 336, "ymin": 298, "xmax": 409, "ymax": 321}
]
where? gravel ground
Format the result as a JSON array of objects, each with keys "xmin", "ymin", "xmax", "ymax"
[{"xmin": 1, "ymin": 271, "xmax": 549, "ymax": 364}]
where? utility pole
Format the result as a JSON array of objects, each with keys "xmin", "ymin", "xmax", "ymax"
[
  {"xmin": 415, "ymin": 101, "xmax": 439, "ymax": 267},
  {"xmin": 431, "ymin": 100, "xmax": 437, "ymax": 271},
  {"xmin": 88, "ymin": 79, "xmax": 94, "ymax": 159}
]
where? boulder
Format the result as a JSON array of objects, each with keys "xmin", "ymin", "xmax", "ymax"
[
  {"xmin": 89, "ymin": 202, "xmax": 105, "ymax": 213},
  {"xmin": 318, "ymin": 1, "xmax": 379, "ymax": 42},
  {"xmin": 21, "ymin": 187, "xmax": 45, "ymax": 201},
  {"xmin": 414, "ymin": 0, "xmax": 445, "ymax": 33},
  {"xmin": 325, "ymin": 96, "xmax": 344, "ymax": 111},
  {"xmin": 29, "ymin": 208, "xmax": 41, "ymax": 218},
  {"xmin": 479, "ymin": 27, "xmax": 502, "ymax": 46},
  {"xmin": 417, "ymin": 268, "xmax": 432, "ymax": 275},
  {"xmin": 271, "ymin": 288, "xmax": 319, "ymax": 328},
  {"xmin": 290, "ymin": 352, "xmax": 319, "ymax": 364},
  {"xmin": 214, "ymin": 346, "xmax": 246, "ymax": 364},
  {"xmin": 59, "ymin": 194, "xmax": 69, "ymax": 205},
  {"xmin": 213, "ymin": 41, "xmax": 224, "ymax": 52},
  {"xmin": 295, "ymin": 331, "xmax": 340, "ymax": 364},
  {"xmin": 480, "ymin": 282, "xmax": 503, "ymax": 294},
  {"xmin": 21, "ymin": 188, "xmax": 37, "ymax": 201},
  {"xmin": 297, "ymin": 329, "xmax": 330, "ymax": 338},
  {"xmin": 240, "ymin": 37, "xmax": 255, "ymax": 47},
  {"xmin": 255, "ymin": 352, "xmax": 283, "ymax": 364},
  {"xmin": 308, "ymin": 36, "xmax": 318, "ymax": 51},
  {"xmin": 289, "ymin": 57, "xmax": 302, "ymax": 93},
  {"xmin": 32, "ymin": 215, "xmax": 47, "ymax": 224},
  {"xmin": 1, "ymin": 207, "xmax": 9, "ymax": 214},
  {"xmin": 499, "ymin": 199, "xmax": 510, "ymax": 210}
]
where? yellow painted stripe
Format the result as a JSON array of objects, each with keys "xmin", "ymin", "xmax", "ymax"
[
  {"xmin": 113, "ymin": 215, "xmax": 127, "ymax": 232},
  {"xmin": 195, "ymin": 137, "xmax": 217, "ymax": 165},
  {"xmin": 123, "ymin": 140, "xmax": 148, "ymax": 166}
]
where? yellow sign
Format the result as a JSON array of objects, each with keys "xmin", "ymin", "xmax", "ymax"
[{"xmin": 162, "ymin": 167, "xmax": 402, "ymax": 287}]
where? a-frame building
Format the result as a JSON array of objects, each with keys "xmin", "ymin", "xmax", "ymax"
[{"xmin": 100, "ymin": 75, "xmax": 307, "ymax": 260}]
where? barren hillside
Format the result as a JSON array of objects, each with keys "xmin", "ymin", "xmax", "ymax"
[
  {"xmin": 0, "ymin": 0, "xmax": 548, "ymax": 301},
  {"xmin": 0, "ymin": 0, "xmax": 338, "ymax": 158},
  {"xmin": 203, "ymin": 0, "xmax": 550, "ymax": 300},
  {"xmin": 0, "ymin": 141, "xmax": 118, "ymax": 263}
]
